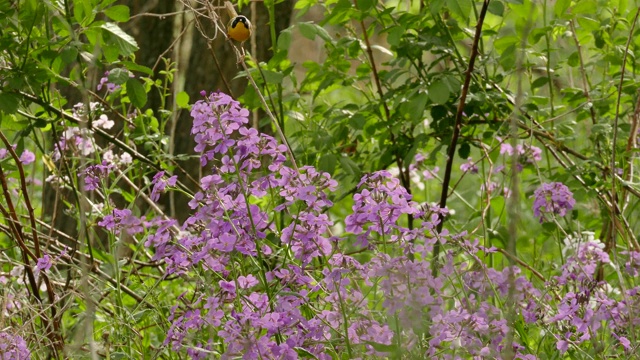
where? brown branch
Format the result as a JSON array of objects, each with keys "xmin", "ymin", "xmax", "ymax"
[
  {"xmin": 0, "ymin": 134, "xmax": 63, "ymax": 353},
  {"xmin": 433, "ymin": 0, "xmax": 491, "ymax": 273}
]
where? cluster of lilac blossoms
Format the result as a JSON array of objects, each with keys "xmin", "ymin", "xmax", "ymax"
[
  {"xmin": 0, "ymin": 331, "xmax": 30, "ymax": 360},
  {"xmin": 93, "ymin": 91, "xmax": 640, "ymax": 358},
  {"xmin": 111, "ymin": 91, "xmax": 394, "ymax": 359},
  {"xmin": 532, "ymin": 182, "xmax": 576, "ymax": 223},
  {"xmin": 47, "ymin": 102, "xmax": 133, "ymax": 192}
]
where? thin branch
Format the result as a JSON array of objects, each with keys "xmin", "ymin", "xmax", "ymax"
[{"xmin": 433, "ymin": 0, "xmax": 491, "ymax": 272}]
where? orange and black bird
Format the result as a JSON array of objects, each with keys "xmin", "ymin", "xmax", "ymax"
[
  {"xmin": 225, "ymin": 1, "xmax": 252, "ymax": 43},
  {"xmin": 227, "ymin": 15, "xmax": 252, "ymax": 43}
]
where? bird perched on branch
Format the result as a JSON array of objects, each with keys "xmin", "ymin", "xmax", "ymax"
[{"xmin": 225, "ymin": 1, "xmax": 252, "ymax": 43}]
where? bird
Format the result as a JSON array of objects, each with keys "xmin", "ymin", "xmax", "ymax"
[{"xmin": 227, "ymin": 15, "xmax": 252, "ymax": 43}]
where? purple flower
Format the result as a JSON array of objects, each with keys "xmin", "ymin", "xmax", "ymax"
[
  {"xmin": 80, "ymin": 161, "xmax": 115, "ymax": 191},
  {"xmin": 0, "ymin": 331, "xmax": 31, "ymax": 360},
  {"xmin": 460, "ymin": 157, "xmax": 478, "ymax": 174},
  {"xmin": 19, "ymin": 150, "xmax": 35, "ymax": 165},
  {"xmin": 422, "ymin": 166, "xmax": 439, "ymax": 180},
  {"xmin": 150, "ymin": 171, "xmax": 178, "ymax": 201},
  {"xmin": 98, "ymin": 208, "xmax": 143, "ymax": 235},
  {"xmin": 237, "ymin": 275, "xmax": 259, "ymax": 289},
  {"xmin": 36, "ymin": 254, "xmax": 52, "ymax": 273},
  {"xmin": 532, "ymin": 182, "xmax": 576, "ymax": 223}
]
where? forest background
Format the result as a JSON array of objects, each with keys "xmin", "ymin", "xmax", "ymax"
[{"xmin": 2, "ymin": 0, "xmax": 640, "ymax": 358}]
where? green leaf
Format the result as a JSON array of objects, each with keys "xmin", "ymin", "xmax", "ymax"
[
  {"xmin": 108, "ymin": 68, "xmax": 131, "ymax": 85},
  {"xmin": 386, "ymin": 25, "xmax": 403, "ymax": 47},
  {"xmin": 567, "ymin": 51, "xmax": 580, "ymax": 67},
  {"xmin": 120, "ymin": 61, "xmax": 153, "ymax": 76},
  {"xmin": 408, "ymin": 92, "xmax": 429, "ymax": 122},
  {"xmin": 553, "ymin": 0, "xmax": 570, "ymax": 18},
  {"xmin": 0, "ymin": 114, "xmax": 25, "ymax": 130},
  {"xmin": 339, "ymin": 156, "xmax": 361, "ymax": 176},
  {"xmin": 318, "ymin": 153, "xmax": 337, "ymax": 174},
  {"xmin": 571, "ymin": 0, "xmax": 597, "ymax": 14},
  {"xmin": 277, "ymin": 29, "xmax": 292, "ymax": 51},
  {"xmin": 298, "ymin": 22, "xmax": 331, "ymax": 42},
  {"xmin": 101, "ymin": 22, "xmax": 139, "ymax": 57},
  {"xmin": 74, "ymin": 0, "xmax": 94, "ymax": 25},
  {"xmin": 261, "ymin": 69, "xmax": 284, "ymax": 84},
  {"xmin": 446, "ymin": 0, "xmax": 472, "ymax": 20},
  {"xmin": 176, "ymin": 91, "xmax": 190, "ymax": 109},
  {"xmin": 126, "ymin": 78, "xmax": 147, "ymax": 108},
  {"xmin": 428, "ymin": 80, "xmax": 450, "ymax": 105},
  {"xmin": 499, "ymin": 44, "xmax": 516, "ymax": 69},
  {"xmin": 356, "ymin": 0, "xmax": 375, "ymax": 12},
  {"xmin": 576, "ymin": 16, "xmax": 600, "ymax": 31},
  {"xmin": 531, "ymin": 77, "xmax": 549, "ymax": 89},
  {"xmin": 430, "ymin": 0, "xmax": 445, "ymax": 14},
  {"xmin": 60, "ymin": 46, "xmax": 79, "ymax": 64},
  {"xmin": 298, "ymin": 22, "xmax": 317, "ymax": 40},
  {"xmin": 104, "ymin": 5, "xmax": 130, "ymax": 22},
  {"xmin": 294, "ymin": 347, "xmax": 320, "ymax": 359},
  {"xmin": 488, "ymin": 0, "xmax": 505, "ymax": 16},
  {"xmin": 458, "ymin": 142, "xmax": 470, "ymax": 159},
  {"xmin": 0, "ymin": 93, "xmax": 20, "ymax": 114}
]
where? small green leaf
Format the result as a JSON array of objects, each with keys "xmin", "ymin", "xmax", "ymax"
[
  {"xmin": 386, "ymin": 25, "xmax": 403, "ymax": 47},
  {"xmin": 531, "ymin": 77, "xmax": 549, "ymax": 89},
  {"xmin": 176, "ymin": 91, "xmax": 190, "ymax": 109},
  {"xmin": 60, "ymin": 46, "xmax": 78, "ymax": 64},
  {"xmin": 554, "ymin": 0, "xmax": 570, "ymax": 17},
  {"xmin": 339, "ymin": 156, "xmax": 361, "ymax": 176},
  {"xmin": 101, "ymin": 22, "xmax": 139, "ymax": 57},
  {"xmin": 446, "ymin": 0, "xmax": 472, "ymax": 20},
  {"xmin": 261, "ymin": 70, "xmax": 284, "ymax": 84},
  {"xmin": 430, "ymin": 0, "xmax": 445, "ymax": 14},
  {"xmin": 108, "ymin": 68, "xmax": 131, "ymax": 85},
  {"xmin": 0, "ymin": 93, "xmax": 20, "ymax": 114},
  {"xmin": 408, "ymin": 92, "xmax": 428, "ymax": 122},
  {"xmin": 294, "ymin": 347, "xmax": 320, "ymax": 359},
  {"xmin": 104, "ymin": 5, "xmax": 130, "ymax": 22},
  {"xmin": 458, "ymin": 142, "xmax": 470, "ymax": 159},
  {"xmin": 277, "ymin": 29, "xmax": 292, "ymax": 50},
  {"xmin": 487, "ymin": 0, "xmax": 504, "ymax": 16},
  {"xmin": 318, "ymin": 153, "xmax": 337, "ymax": 174},
  {"xmin": 298, "ymin": 22, "xmax": 317, "ymax": 40},
  {"xmin": 120, "ymin": 61, "xmax": 153, "ymax": 75},
  {"xmin": 356, "ymin": 0, "xmax": 375, "ymax": 12},
  {"xmin": 126, "ymin": 78, "xmax": 147, "ymax": 108},
  {"xmin": 567, "ymin": 51, "xmax": 580, "ymax": 67},
  {"xmin": 428, "ymin": 80, "xmax": 450, "ymax": 105},
  {"xmin": 571, "ymin": 0, "xmax": 597, "ymax": 14},
  {"xmin": 0, "ymin": 113, "xmax": 25, "ymax": 130},
  {"xmin": 576, "ymin": 16, "xmax": 600, "ymax": 31}
]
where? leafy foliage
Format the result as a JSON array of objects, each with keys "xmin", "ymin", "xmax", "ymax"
[{"xmin": 2, "ymin": 0, "xmax": 640, "ymax": 358}]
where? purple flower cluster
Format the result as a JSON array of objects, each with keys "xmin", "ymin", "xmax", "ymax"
[
  {"xmin": 0, "ymin": 331, "xmax": 30, "ymax": 360},
  {"xmin": 546, "ymin": 241, "xmax": 636, "ymax": 354},
  {"xmin": 124, "ymin": 92, "xmax": 388, "ymax": 358},
  {"xmin": 532, "ymin": 182, "xmax": 576, "ymax": 223},
  {"xmin": 91, "ymin": 91, "xmax": 640, "ymax": 359},
  {"xmin": 80, "ymin": 161, "xmax": 116, "ymax": 191},
  {"xmin": 150, "ymin": 171, "xmax": 178, "ymax": 201},
  {"xmin": 98, "ymin": 208, "xmax": 144, "ymax": 235},
  {"xmin": 460, "ymin": 157, "xmax": 478, "ymax": 173},
  {"xmin": 345, "ymin": 170, "xmax": 418, "ymax": 247},
  {"xmin": 500, "ymin": 141, "xmax": 542, "ymax": 164}
]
